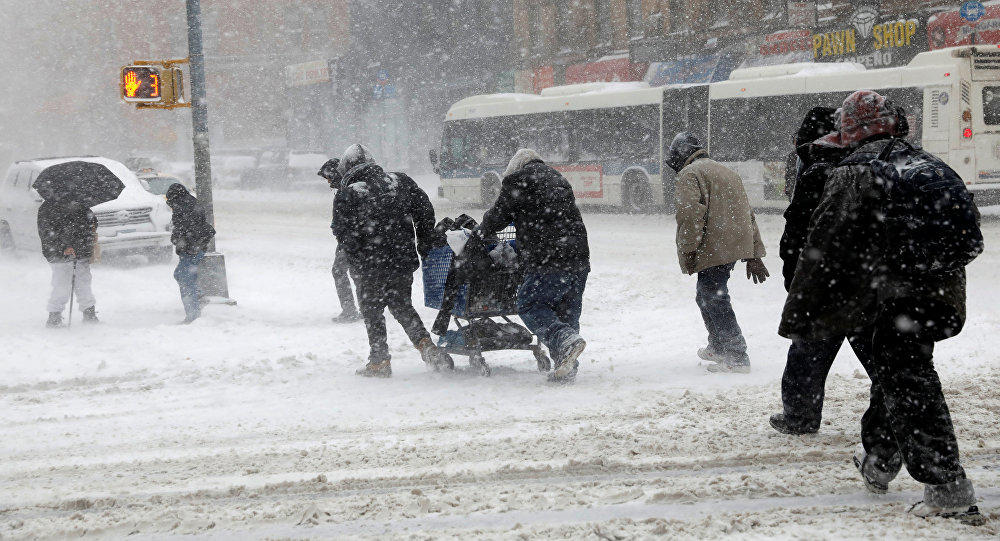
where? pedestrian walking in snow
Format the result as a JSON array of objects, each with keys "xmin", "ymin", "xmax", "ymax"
[
  {"xmin": 38, "ymin": 200, "xmax": 100, "ymax": 327},
  {"xmin": 166, "ymin": 184, "xmax": 216, "ymax": 324},
  {"xmin": 332, "ymin": 144, "xmax": 449, "ymax": 377},
  {"xmin": 478, "ymin": 149, "xmax": 590, "ymax": 383},
  {"xmin": 668, "ymin": 132, "xmax": 768, "ymax": 374},
  {"xmin": 319, "ymin": 158, "xmax": 361, "ymax": 323},
  {"xmin": 778, "ymin": 90, "xmax": 984, "ymax": 524},
  {"xmin": 770, "ymin": 106, "xmax": 852, "ymax": 435}
]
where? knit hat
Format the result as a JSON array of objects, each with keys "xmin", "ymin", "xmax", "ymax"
[{"xmin": 816, "ymin": 90, "xmax": 899, "ymax": 149}]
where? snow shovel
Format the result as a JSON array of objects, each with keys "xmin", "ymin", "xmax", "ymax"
[{"xmin": 67, "ymin": 260, "xmax": 77, "ymax": 328}]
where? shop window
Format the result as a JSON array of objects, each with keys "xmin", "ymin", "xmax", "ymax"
[
  {"xmin": 556, "ymin": 0, "xmax": 581, "ymax": 53},
  {"xmin": 594, "ymin": 0, "xmax": 613, "ymax": 48},
  {"xmin": 668, "ymin": 0, "xmax": 686, "ymax": 33},
  {"xmin": 627, "ymin": 0, "xmax": 644, "ymax": 39}
]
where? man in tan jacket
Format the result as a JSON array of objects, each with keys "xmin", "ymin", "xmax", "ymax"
[{"xmin": 668, "ymin": 132, "xmax": 769, "ymax": 373}]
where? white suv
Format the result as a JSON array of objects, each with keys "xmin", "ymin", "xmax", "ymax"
[{"xmin": 0, "ymin": 156, "xmax": 173, "ymax": 261}]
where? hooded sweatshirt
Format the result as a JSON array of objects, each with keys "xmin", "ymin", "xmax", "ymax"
[
  {"xmin": 166, "ymin": 184, "xmax": 215, "ymax": 256},
  {"xmin": 481, "ymin": 149, "xmax": 590, "ymax": 273}
]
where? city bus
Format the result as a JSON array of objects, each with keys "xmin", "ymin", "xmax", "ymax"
[{"xmin": 433, "ymin": 45, "xmax": 1000, "ymax": 211}]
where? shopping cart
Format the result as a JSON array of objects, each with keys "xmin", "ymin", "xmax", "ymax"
[{"xmin": 423, "ymin": 225, "xmax": 552, "ymax": 377}]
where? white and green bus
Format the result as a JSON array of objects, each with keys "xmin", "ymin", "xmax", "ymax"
[{"xmin": 432, "ymin": 45, "xmax": 1000, "ymax": 211}]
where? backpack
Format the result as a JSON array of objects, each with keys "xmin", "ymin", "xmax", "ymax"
[{"xmin": 868, "ymin": 139, "xmax": 984, "ymax": 274}]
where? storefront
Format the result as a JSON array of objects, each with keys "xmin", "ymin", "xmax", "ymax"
[
  {"xmin": 644, "ymin": 45, "xmax": 744, "ymax": 86},
  {"xmin": 741, "ymin": 29, "xmax": 814, "ymax": 68},
  {"xmin": 564, "ymin": 55, "xmax": 648, "ymax": 86},
  {"xmin": 285, "ymin": 60, "xmax": 336, "ymax": 152},
  {"xmin": 928, "ymin": 3, "xmax": 1000, "ymax": 50},
  {"xmin": 810, "ymin": 6, "xmax": 928, "ymax": 69}
]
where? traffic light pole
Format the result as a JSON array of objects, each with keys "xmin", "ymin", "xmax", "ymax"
[
  {"xmin": 185, "ymin": 0, "xmax": 234, "ymax": 304},
  {"xmin": 185, "ymin": 0, "xmax": 214, "ymax": 241}
]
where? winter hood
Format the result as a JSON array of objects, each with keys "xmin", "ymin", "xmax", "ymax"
[
  {"xmin": 337, "ymin": 144, "xmax": 375, "ymax": 177},
  {"xmin": 165, "ymin": 183, "xmax": 196, "ymax": 209},
  {"xmin": 503, "ymin": 148, "xmax": 544, "ymax": 178}
]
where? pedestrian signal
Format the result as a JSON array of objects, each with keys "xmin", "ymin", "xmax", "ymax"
[{"xmin": 121, "ymin": 66, "xmax": 162, "ymax": 102}]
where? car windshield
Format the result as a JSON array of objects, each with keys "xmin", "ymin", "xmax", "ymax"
[{"xmin": 143, "ymin": 176, "xmax": 179, "ymax": 195}]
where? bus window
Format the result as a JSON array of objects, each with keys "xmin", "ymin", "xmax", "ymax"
[
  {"xmin": 517, "ymin": 113, "xmax": 571, "ymax": 163},
  {"xmin": 983, "ymin": 86, "xmax": 1000, "ymax": 125},
  {"xmin": 711, "ymin": 99, "xmax": 758, "ymax": 162},
  {"xmin": 441, "ymin": 121, "xmax": 471, "ymax": 169}
]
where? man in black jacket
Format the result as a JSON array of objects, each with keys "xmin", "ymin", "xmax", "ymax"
[
  {"xmin": 480, "ymin": 149, "xmax": 590, "ymax": 382},
  {"xmin": 38, "ymin": 200, "xmax": 99, "ymax": 327},
  {"xmin": 332, "ymin": 144, "xmax": 446, "ymax": 377},
  {"xmin": 769, "ymin": 106, "xmax": 849, "ymax": 434},
  {"xmin": 319, "ymin": 158, "xmax": 360, "ymax": 323},
  {"xmin": 166, "ymin": 184, "xmax": 216, "ymax": 323},
  {"xmin": 778, "ymin": 91, "xmax": 982, "ymax": 523}
]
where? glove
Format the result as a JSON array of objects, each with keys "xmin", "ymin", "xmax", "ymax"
[{"xmin": 746, "ymin": 258, "xmax": 770, "ymax": 284}]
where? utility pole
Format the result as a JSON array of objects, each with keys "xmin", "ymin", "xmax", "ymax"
[
  {"xmin": 186, "ymin": 0, "xmax": 234, "ymax": 303},
  {"xmin": 186, "ymin": 0, "xmax": 214, "ymax": 241}
]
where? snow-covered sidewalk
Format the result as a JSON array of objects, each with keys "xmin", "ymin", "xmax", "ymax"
[{"xmin": 0, "ymin": 190, "xmax": 997, "ymax": 539}]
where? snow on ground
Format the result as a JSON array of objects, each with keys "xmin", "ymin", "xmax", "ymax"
[{"xmin": 0, "ymin": 184, "xmax": 998, "ymax": 539}]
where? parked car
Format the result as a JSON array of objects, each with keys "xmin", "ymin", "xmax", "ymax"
[{"xmin": 0, "ymin": 156, "xmax": 174, "ymax": 262}]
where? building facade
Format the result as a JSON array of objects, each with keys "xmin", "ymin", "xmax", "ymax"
[
  {"xmin": 329, "ymin": 0, "xmax": 516, "ymax": 171},
  {"xmin": 512, "ymin": 1, "xmax": 992, "ymax": 93}
]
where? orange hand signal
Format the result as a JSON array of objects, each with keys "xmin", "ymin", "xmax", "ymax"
[{"xmin": 124, "ymin": 71, "xmax": 141, "ymax": 97}]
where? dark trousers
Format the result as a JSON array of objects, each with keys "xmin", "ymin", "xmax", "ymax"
[
  {"xmin": 332, "ymin": 246, "xmax": 357, "ymax": 314},
  {"xmin": 517, "ymin": 272, "xmax": 588, "ymax": 355},
  {"xmin": 857, "ymin": 300, "xmax": 967, "ymax": 486},
  {"xmin": 780, "ymin": 335, "xmax": 868, "ymax": 430},
  {"xmin": 174, "ymin": 251, "xmax": 205, "ymax": 320},
  {"xmin": 353, "ymin": 271, "xmax": 430, "ymax": 363},
  {"xmin": 695, "ymin": 263, "xmax": 748, "ymax": 362}
]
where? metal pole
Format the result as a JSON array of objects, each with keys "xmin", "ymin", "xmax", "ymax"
[
  {"xmin": 184, "ymin": 0, "xmax": 234, "ymax": 305},
  {"xmin": 185, "ymin": 0, "xmax": 215, "ymax": 252}
]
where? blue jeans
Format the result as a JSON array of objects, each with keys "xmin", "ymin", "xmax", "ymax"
[
  {"xmin": 174, "ymin": 252, "xmax": 205, "ymax": 320},
  {"xmin": 517, "ymin": 272, "xmax": 588, "ymax": 356},
  {"xmin": 695, "ymin": 263, "xmax": 748, "ymax": 363}
]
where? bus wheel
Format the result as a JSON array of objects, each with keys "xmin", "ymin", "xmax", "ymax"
[
  {"xmin": 622, "ymin": 175, "xmax": 652, "ymax": 214},
  {"xmin": 481, "ymin": 174, "xmax": 501, "ymax": 208},
  {"xmin": 0, "ymin": 222, "xmax": 15, "ymax": 258}
]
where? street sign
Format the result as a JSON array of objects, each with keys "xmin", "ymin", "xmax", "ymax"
[
  {"xmin": 961, "ymin": 1, "xmax": 985, "ymax": 22},
  {"xmin": 121, "ymin": 66, "xmax": 162, "ymax": 102}
]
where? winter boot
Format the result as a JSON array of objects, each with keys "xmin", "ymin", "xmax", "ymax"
[
  {"xmin": 82, "ymin": 307, "xmax": 99, "ymax": 324},
  {"xmin": 548, "ymin": 336, "xmax": 585, "ymax": 383},
  {"xmin": 356, "ymin": 359, "xmax": 392, "ymax": 378},
  {"xmin": 46, "ymin": 312, "xmax": 63, "ymax": 328},
  {"xmin": 768, "ymin": 413, "xmax": 818, "ymax": 435},
  {"xmin": 706, "ymin": 358, "xmax": 751, "ymax": 374},
  {"xmin": 331, "ymin": 309, "xmax": 362, "ymax": 324},
  {"xmin": 416, "ymin": 337, "xmax": 453, "ymax": 370},
  {"xmin": 697, "ymin": 346, "xmax": 719, "ymax": 362},
  {"xmin": 853, "ymin": 444, "xmax": 902, "ymax": 494},
  {"xmin": 909, "ymin": 478, "xmax": 983, "ymax": 525}
]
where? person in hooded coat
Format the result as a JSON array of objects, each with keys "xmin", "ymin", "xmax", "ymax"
[
  {"xmin": 770, "ymin": 106, "xmax": 853, "ymax": 434},
  {"xmin": 778, "ymin": 90, "xmax": 982, "ymax": 523},
  {"xmin": 38, "ymin": 200, "xmax": 100, "ymax": 327},
  {"xmin": 479, "ymin": 149, "xmax": 590, "ymax": 383},
  {"xmin": 318, "ymin": 158, "xmax": 360, "ymax": 323},
  {"xmin": 332, "ymin": 144, "xmax": 446, "ymax": 377},
  {"xmin": 667, "ymin": 132, "xmax": 769, "ymax": 374},
  {"xmin": 166, "ymin": 183, "xmax": 216, "ymax": 323}
]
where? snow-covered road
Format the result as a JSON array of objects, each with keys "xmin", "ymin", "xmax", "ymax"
[{"xmin": 1, "ymin": 187, "xmax": 998, "ymax": 539}]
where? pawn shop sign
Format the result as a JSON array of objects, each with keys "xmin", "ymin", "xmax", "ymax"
[{"xmin": 121, "ymin": 66, "xmax": 162, "ymax": 102}]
